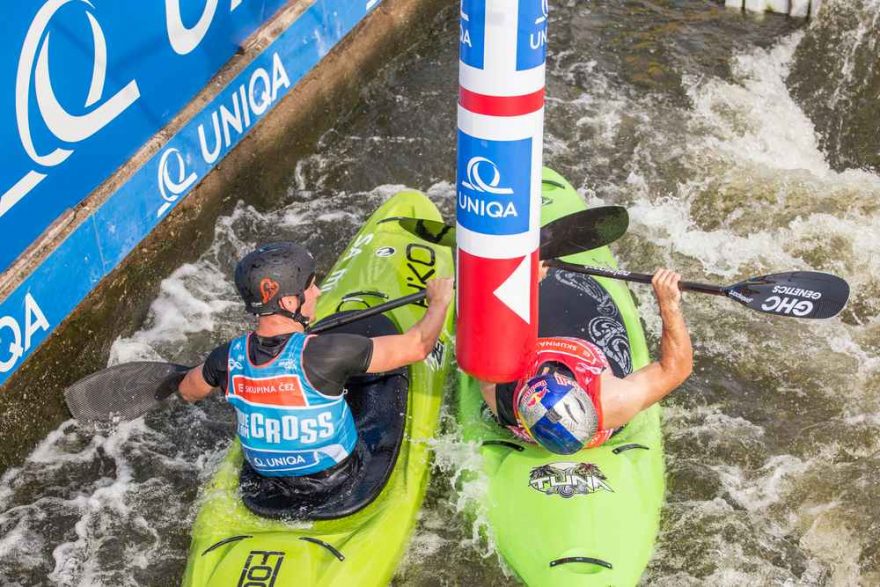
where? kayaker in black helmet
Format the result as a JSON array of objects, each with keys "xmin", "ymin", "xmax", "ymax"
[
  {"xmin": 178, "ymin": 242, "xmax": 453, "ymax": 500},
  {"xmin": 479, "ymin": 266, "xmax": 693, "ymax": 455}
]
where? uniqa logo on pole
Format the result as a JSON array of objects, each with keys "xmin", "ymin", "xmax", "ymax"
[{"xmin": 455, "ymin": 0, "xmax": 548, "ymax": 383}]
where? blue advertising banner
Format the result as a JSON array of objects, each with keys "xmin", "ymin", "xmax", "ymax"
[
  {"xmin": 457, "ymin": 131, "xmax": 532, "ymax": 236},
  {"xmin": 517, "ymin": 0, "xmax": 548, "ymax": 71},
  {"xmin": 459, "ymin": 0, "xmax": 485, "ymax": 69},
  {"xmin": 0, "ymin": 0, "xmax": 382, "ymax": 387},
  {"xmin": 0, "ymin": 0, "xmax": 291, "ymax": 273}
]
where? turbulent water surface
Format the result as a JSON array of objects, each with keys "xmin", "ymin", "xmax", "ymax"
[{"xmin": 2, "ymin": 1, "xmax": 879, "ymax": 585}]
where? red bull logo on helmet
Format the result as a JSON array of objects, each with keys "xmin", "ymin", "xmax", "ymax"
[{"xmin": 517, "ymin": 383, "xmax": 549, "ymax": 428}]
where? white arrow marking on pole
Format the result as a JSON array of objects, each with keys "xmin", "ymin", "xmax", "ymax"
[{"xmin": 493, "ymin": 255, "xmax": 531, "ymax": 323}]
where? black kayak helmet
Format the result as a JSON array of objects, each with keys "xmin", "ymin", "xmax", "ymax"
[{"xmin": 234, "ymin": 242, "xmax": 316, "ymax": 325}]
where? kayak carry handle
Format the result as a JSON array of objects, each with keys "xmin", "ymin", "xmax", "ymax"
[
  {"xmin": 482, "ymin": 440, "xmax": 524, "ymax": 452},
  {"xmin": 549, "ymin": 556, "xmax": 613, "ymax": 570},
  {"xmin": 201, "ymin": 535, "xmax": 252, "ymax": 556},
  {"xmin": 612, "ymin": 443, "xmax": 650, "ymax": 454},
  {"xmin": 299, "ymin": 537, "xmax": 345, "ymax": 561}
]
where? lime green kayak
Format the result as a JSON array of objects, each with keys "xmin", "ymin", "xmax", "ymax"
[
  {"xmin": 183, "ymin": 190, "xmax": 455, "ymax": 586},
  {"xmin": 458, "ymin": 168, "xmax": 665, "ymax": 586}
]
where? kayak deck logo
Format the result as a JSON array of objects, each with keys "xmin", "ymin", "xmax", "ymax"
[
  {"xmin": 456, "ymin": 132, "xmax": 531, "ymax": 235},
  {"xmin": 529, "ymin": 462, "xmax": 612, "ymax": 498},
  {"xmin": 238, "ymin": 550, "xmax": 284, "ymax": 587}
]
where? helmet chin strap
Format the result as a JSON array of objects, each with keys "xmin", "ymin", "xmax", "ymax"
[{"xmin": 274, "ymin": 292, "xmax": 310, "ymax": 328}]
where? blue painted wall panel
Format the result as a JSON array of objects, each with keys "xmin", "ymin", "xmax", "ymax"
[
  {"xmin": 0, "ymin": 0, "xmax": 382, "ymax": 387},
  {"xmin": 0, "ymin": 0, "xmax": 289, "ymax": 273}
]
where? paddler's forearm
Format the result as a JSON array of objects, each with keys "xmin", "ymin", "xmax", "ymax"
[
  {"xmin": 618, "ymin": 301, "xmax": 692, "ymax": 414},
  {"xmin": 179, "ymin": 363, "xmax": 215, "ymax": 402},
  {"xmin": 366, "ymin": 287, "xmax": 451, "ymax": 373},
  {"xmin": 408, "ymin": 299, "xmax": 449, "ymax": 357},
  {"xmin": 657, "ymin": 302, "xmax": 693, "ymax": 390}
]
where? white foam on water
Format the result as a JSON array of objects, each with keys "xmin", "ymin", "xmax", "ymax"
[
  {"xmin": 418, "ymin": 402, "xmax": 517, "ymax": 580},
  {"xmin": 799, "ymin": 503, "xmax": 865, "ymax": 586},
  {"xmin": 402, "ymin": 511, "xmax": 450, "ymax": 560},
  {"xmin": 111, "ymin": 264, "xmax": 238, "ymax": 356},
  {"xmin": 620, "ymin": 31, "xmax": 880, "ymax": 274},
  {"xmin": 428, "ymin": 430, "xmax": 495, "ymax": 554},
  {"xmin": 425, "ymin": 180, "xmax": 455, "ymax": 201},
  {"xmin": 0, "ymin": 514, "xmax": 48, "ymax": 577},
  {"xmin": 713, "ymin": 454, "xmax": 811, "ymax": 512},
  {"xmin": 0, "ymin": 418, "xmax": 147, "ymax": 585},
  {"xmin": 686, "ymin": 33, "xmax": 832, "ymax": 174}
]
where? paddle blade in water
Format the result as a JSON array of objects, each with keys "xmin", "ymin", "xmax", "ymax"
[
  {"xmin": 64, "ymin": 362, "xmax": 190, "ymax": 423},
  {"xmin": 725, "ymin": 271, "xmax": 850, "ymax": 319},
  {"xmin": 539, "ymin": 207, "xmax": 629, "ymax": 260}
]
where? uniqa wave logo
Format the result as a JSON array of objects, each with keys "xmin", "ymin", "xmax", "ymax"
[
  {"xmin": 156, "ymin": 148, "xmax": 197, "ymax": 217},
  {"xmin": 156, "ymin": 51, "xmax": 291, "ymax": 217},
  {"xmin": 166, "ymin": 0, "xmax": 224, "ymax": 56},
  {"xmin": 458, "ymin": 156, "xmax": 519, "ymax": 220},
  {"xmin": 461, "ymin": 157, "xmax": 514, "ymax": 195},
  {"xmin": 2, "ymin": 0, "xmax": 142, "ymax": 218},
  {"xmin": 535, "ymin": 0, "xmax": 549, "ymax": 25},
  {"xmin": 529, "ymin": 462, "xmax": 613, "ymax": 498}
]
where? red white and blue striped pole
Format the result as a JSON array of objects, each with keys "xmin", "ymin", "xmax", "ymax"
[{"xmin": 456, "ymin": 0, "xmax": 547, "ymax": 382}]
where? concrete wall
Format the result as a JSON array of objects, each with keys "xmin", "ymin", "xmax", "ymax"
[{"xmin": 0, "ymin": 0, "xmax": 447, "ymax": 472}]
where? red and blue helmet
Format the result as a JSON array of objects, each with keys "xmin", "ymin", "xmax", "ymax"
[{"xmin": 514, "ymin": 372, "xmax": 598, "ymax": 455}]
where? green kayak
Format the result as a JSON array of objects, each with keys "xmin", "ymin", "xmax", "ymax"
[
  {"xmin": 457, "ymin": 168, "xmax": 665, "ymax": 586},
  {"xmin": 183, "ymin": 190, "xmax": 455, "ymax": 586}
]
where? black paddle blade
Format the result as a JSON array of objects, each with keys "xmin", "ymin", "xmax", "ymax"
[
  {"xmin": 725, "ymin": 271, "xmax": 850, "ymax": 319},
  {"xmin": 396, "ymin": 206, "xmax": 629, "ymax": 260},
  {"xmin": 64, "ymin": 362, "xmax": 190, "ymax": 423},
  {"xmin": 539, "ymin": 207, "xmax": 629, "ymax": 260},
  {"xmin": 393, "ymin": 218, "xmax": 456, "ymax": 248}
]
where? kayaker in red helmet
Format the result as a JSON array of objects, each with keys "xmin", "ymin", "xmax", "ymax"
[
  {"xmin": 177, "ymin": 242, "xmax": 453, "ymax": 503},
  {"xmin": 479, "ymin": 266, "xmax": 693, "ymax": 454}
]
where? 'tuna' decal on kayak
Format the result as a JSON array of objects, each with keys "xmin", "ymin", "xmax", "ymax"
[{"xmin": 529, "ymin": 463, "xmax": 613, "ymax": 498}]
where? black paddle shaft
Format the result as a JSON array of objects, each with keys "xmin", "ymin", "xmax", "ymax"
[
  {"xmin": 545, "ymin": 260, "xmax": 724, "ymax": 295},
  {"xmin": 546, "ymin": 261, "xmax": 850, "ymax": 319},
  {"xmin": 309, "ymin": 291, "xmax": 427, "ymax": 334}
]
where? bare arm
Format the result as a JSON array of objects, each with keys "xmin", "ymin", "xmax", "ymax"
[
  {"xmin": 367, "ymin": 277, "xmax": 454, "ymax": 373},
  {"xmin": 601, "ymin": 268, "xmax": 693, "ymax": 429},
  {"xmin": 479, "ymin": 380, "xmax": 499, "ymax": 414},
  {"xmin": 179, "ymin": 364, "xmax": 215, "ymax": 402}
]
